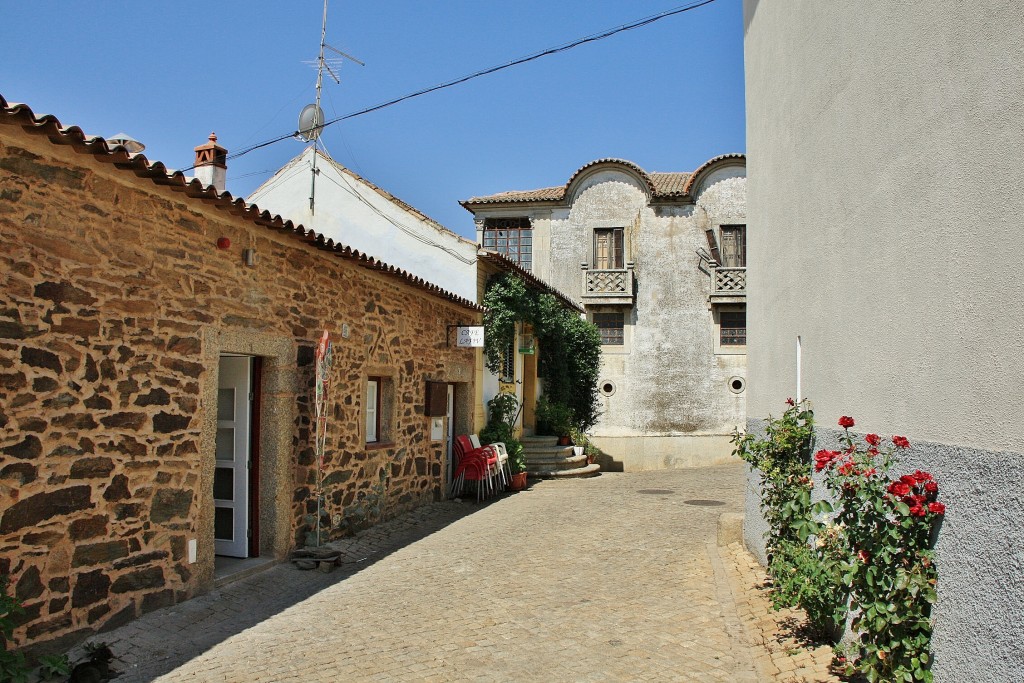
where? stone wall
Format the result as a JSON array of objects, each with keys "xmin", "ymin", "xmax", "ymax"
[{"xmin": 0, "ymin": 128, "xmax": 477, "ymax": 649}]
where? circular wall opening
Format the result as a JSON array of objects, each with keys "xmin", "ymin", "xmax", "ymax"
[
  {"xmin": 728, "ymin": 376, "xmax": 746, "ymax": 394},
  {"xmin": 599, "ymin": 380, "xmax": 616, "ymax": 397}
]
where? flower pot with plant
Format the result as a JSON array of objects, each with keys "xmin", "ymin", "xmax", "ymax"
[{"xmin": 536, "ymin": 395, "xmax": 573, "ymax": 445}]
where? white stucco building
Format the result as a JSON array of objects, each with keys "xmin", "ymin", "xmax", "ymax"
[
  {"xmin": 743, "ymin": 2, "xmax": 1024, "ymax": 680},
  {"xmin": 249, "ymin": 147, "xmax": 478, "ymax": 301},
  {"xmin": 462, "ymin": 156, "xmax": 748, "ymax": 470}
]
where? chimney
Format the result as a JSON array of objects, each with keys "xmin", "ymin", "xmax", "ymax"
[{"xmin": 194, "ymin": 132, "xmax": 227, "ymax": 193}]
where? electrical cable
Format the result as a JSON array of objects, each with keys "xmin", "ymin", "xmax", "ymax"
[{"xmin": 178, "ymin": 0, "xmax": 719, "ymax": 172}]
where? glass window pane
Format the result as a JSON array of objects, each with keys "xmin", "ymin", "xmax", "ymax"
[
  {"xmin": 214, "ymin": 507, "xmax": 233, "ymax": 540},
  {"xmin": 216, "ymin": 428, "xmax": 234, "ymax": 461},
  {"xmin": 214, "ymin": 467, "xmax": 234, "ymax": 500},
  {"xmin": 217, "ymin": 389, "xmax": 234, "ymax": 421}
]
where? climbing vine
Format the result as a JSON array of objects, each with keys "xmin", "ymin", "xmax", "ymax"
[{"xmin": 482, "ymin": 273, "xmax": 602, "ymax": 432}]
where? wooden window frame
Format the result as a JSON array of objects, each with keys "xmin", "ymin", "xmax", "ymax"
[
  {"xmin": 594, "ymin": 227, "xmax": 625, "ymax": 270},
  {"xmin": 483, "ymin": 217, "xmax": 533, "ymax": 271},
  {"xmin": 366, "ymin": 377, "xmax": 382, "ymax": 443},
  {"xmin": 720, "ymin": 225, "xmax": 746, "ymax": 268}
]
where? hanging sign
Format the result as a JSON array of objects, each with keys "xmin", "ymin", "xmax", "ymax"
[{"xmin": 456, "ymin": 326, "xmax": 485, "ymax": 348}]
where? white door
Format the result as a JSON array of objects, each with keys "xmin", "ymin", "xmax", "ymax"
[
  {"xmin": 445, "ymin": 384, "xmax": 455, "ymax": 490},
  {"xmin": 214, "ymin": 356, "xmax": 251, "ymax": 558}
]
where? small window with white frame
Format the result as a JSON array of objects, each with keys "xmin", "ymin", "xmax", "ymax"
[{"xmin": 366, "ymin": 377, "xmax": 381, "ymax": 443}]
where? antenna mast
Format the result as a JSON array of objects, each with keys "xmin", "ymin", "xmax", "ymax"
[{"xmin": 304, "ymin": 0, "xmax": 364, "ymax": 217}]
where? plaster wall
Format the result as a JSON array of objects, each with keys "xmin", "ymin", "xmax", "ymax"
[
  {"xmin": 744, "ymin": 1, "xmax": 1024, "ymax": 679},
  {"xmin": 536, "ymin": 168, "xmax": 747, "ymax": 468},
  {"xmin": 249, "ymin": 149, "xmax": 478, "ymax": 302},
  {"xmin": 743, "ymin": 0, "xmax": 1024, "ymax": 451}
]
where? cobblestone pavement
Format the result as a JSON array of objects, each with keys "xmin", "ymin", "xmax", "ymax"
[{"xmin": 72, "ymin": 463, "xmax": 839, "ymax": 682}]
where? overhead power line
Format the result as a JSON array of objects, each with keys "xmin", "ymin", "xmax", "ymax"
[{"xmin": 180, "ymin": 0, "xmax": 719, "ymax": 173}]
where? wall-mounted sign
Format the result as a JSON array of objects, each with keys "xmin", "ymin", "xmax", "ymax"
[
  {"xmin": 456, "ymin": 326, "xmax": 485, "ymax": 348},
  {"xmin": 519, "ymin": 333, "xmax": 535, "ymax": 355}
]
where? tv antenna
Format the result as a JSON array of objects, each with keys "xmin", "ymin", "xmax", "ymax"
[{"xmin": 298, "ymin": 0, "xmax": 364, "ymax": 215}]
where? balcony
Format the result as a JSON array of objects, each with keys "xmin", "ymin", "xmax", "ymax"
[
  {"xmin": 580, "ymin": 263, "xmax": 634, "ymax": 306},
  {"xmin": 709, "ymin": 266, "xmax": 746, "ymax": 304}
]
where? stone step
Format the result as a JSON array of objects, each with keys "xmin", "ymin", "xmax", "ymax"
[
  {"xmin": 527, "ymin": 463, "xmax": 602, "ymax": 479},
  {"xmin": 520, "ymin": 435, "xmax": 561, "ymax": 447},
  {"xmin": 522, "ymin": 444, "xmax": 577, "ymax": 458},
  {"xmin": 524, "ymin": 452, "xmax": 587, "ymax": 470}
]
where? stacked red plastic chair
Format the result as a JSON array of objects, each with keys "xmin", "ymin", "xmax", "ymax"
[{"xmin": 451, "ymin": 435, "xmax": 500, "ymax": 501}]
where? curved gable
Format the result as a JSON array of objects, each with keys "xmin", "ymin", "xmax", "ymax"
[
  {"xmin": 682, "ymin": 153, "xmax": 747, "ymax": 199},
  {"xmin": 565, "ymin": 158, "xmax": 655, "ymax": 204}
]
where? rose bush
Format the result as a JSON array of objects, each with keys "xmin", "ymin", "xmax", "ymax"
[{"xmin": 817, "ymin": 417, "xmax": 944, "ymax": 683}]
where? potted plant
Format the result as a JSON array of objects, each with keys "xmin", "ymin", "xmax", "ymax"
[
  {"xmin": 506, "ymin": 439, "xmax": 528, "ymax": 491},
  {"xmin": 536, "ymin": 396, "xmax": 573, "ymax": 445},
  {"xmin": 569, "ymin": 426, "xmax": 587, "ymax": 458}
]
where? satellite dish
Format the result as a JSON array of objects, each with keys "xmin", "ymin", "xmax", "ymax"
[
  {"xmin": 297, "ymin": 104, "xmax": 325, "ymax": 142},
  {"xmin": 107, "ymin": 133, "xmax": 145, "ymax": 153}
]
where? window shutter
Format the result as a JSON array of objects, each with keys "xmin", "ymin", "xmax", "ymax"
[{"xmin": 366, "ymin": 380, "xmax": 378, "ymax": 442}]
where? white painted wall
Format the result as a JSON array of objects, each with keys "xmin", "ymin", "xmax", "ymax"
[
  {"xmin": 249, "ymin": 148, "xmax": 478, "ymax": 302},
  {"xmin": 744, "ymin": 0, "xmax": 1024, "ymax": 454}
]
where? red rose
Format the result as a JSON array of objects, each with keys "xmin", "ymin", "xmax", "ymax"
[
  {"xmin": 924, "ymin": 481, "xmax": 938, "ymax": 494},
  {"xmin": 888, "ymin": 481, "xmax": 911, "ymax": 497},
  {"xmin": 913, "ymin": 470, "xmax": 933, "ymax": 483},
  {"xmin": 910, "ymin": 505, "xmax": 926, "ymax": 517},
  {"xmin": 786, "ymin": 397, "xmax": 795, "ymax": 406},
  {"xmin": 839, "ymin": 416, "xmax": 855, "ymax": 428},
  {"xmin": 814, "ymin": 449, "xmax": 840, "ymax": 471},
  {"xmin": 865, "ymin": 433, "xmax": 881, "ymax": 446},
  {"xmin": 867, "ymin": 447, "xmax": 879, "ymax": 457},
  {"xmin": 900, "ymin": 474, "xmax": 917, "ymax": 487},
  {"xmin": 928, "ymin": 502, "xmax": 946, "ymax": 515},
  {"xmin": 892, "ymin": 436, "xmax": 910, "ymax": 449}
]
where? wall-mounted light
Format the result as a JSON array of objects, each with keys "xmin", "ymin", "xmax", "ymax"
[
  {"xmin": 216, "ymin": 237, "xmax": 231, "ymax": 250},
  {"xmin": 243, "ymin": 248, "xmax": 257, "ymax": 267}
]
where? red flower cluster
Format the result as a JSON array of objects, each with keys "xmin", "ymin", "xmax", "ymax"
[
  {"xmin": 887, "ymin": 470, "xmax": 944, "ymax": 517},
  {"xmin": 865, "ymin": 433, "xmax": 881, "ymax": 446},
  {"xmin": 838, "ymin": 415, "xmax": 855, "ymax": 428},
  {"xmin": 814, "ymin": 449, "xmax": 840, "ymax": 472},
  {"xmin": 892, "ymin": 435, "xmax": 910, "ymax": 449}
]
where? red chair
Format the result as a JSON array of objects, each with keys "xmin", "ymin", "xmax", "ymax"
[{"xmin": 451, "ymin": 435, "xmax": 499, "ymax": 501}]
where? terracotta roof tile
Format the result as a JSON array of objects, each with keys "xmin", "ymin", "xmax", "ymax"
[
  {"xmin": 460, "ymin": 155, "xmax": 743, "ymax": 207},
  {"xmin": 0, "ymin": 94, "xmax": 481, "ymax": 312}
]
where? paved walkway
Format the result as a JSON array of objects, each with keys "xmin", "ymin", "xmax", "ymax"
[{"xmin": 71, "ymin": 464, "xmax": 840, "ymax": 682}]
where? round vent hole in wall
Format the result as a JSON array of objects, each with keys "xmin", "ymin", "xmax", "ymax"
[
  {"xmin": 600, "ymin": 380, "xmax": 616, "ymax": 397},
  {"xmin": 728, "ymin": 376, "xmax": 745, "ymax": 394}
]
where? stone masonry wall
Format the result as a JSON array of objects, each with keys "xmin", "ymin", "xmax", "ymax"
[{"xmin": 0, "ymin": 131, "xmax": 477, "ymax": 649}]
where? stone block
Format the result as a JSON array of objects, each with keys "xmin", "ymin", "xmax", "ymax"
[
  {"xmin": 68, "ymin": 515, "xmax": 108, "ymax": 541},
  {"xmin": 110, "ymin": 566, "xmax": 164, "ymax": 593},
  {"xmin": 71, "ymin": 569, "xmax": 110, "ymax": 608},
  {"xmin": 0, "ymin": 462, "xmax": 37, "ymax": 484},
  {"xmin": 15, "ymin": 566, "xmax": 44, "ymax": 601},
  {"xmin": 33, "ymin": 281, "xmax": 96, "ymax": 306},
  {"xmin": 103, "ymin": 474, "xmax": 131, "ymax": 501},
  {"xmin": 20, "ymin": 346, "xmax": 62, "ymax": 373},
  {"xmin": 1, "ymin": 486, "xmax": 93, "ymax": 533},
  {"xmin": 152, "ymin": 411, "xmax": 192, "ymax": 433},
  {"xmin": 150, "ymin": 489, "xmax": 193, "ymax": 523},
  {"xmin": 99, "ymin": 412, "xmax": 147, "ymax": 430},
  {"xmin": 70, "ymin": 457, "xmax": 115, "ymax": 479},
  {"xmin": 72, "ymin": 540, "xmax": 129, "ymax": 568}
]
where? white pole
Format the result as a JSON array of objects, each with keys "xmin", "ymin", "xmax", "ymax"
[{"xmin": 796, "ymin": 335, "xmax": 802, "ymax": 403}]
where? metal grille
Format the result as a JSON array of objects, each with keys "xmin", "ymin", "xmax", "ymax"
[
  {"xmin": 594, "ymin": 312, "xmax": 624, "ymax": 345},
  {"xmin": 720, "ymin": 311, "xmax": 746, "ymax": 346}
]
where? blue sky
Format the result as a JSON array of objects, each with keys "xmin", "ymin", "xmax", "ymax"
[{"xmin": 1, "ymin": 1, "xmax": 745, "ymax": 238}]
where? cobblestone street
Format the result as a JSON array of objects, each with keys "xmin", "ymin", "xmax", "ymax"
[{"xmin": 76, "ymin": 463, "xmax": 838, "ymax": 682}]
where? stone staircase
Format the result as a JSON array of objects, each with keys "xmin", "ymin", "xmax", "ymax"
[{"xmin": 521, "ymin": 435, "xmax": 601, "ymax": 479}]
